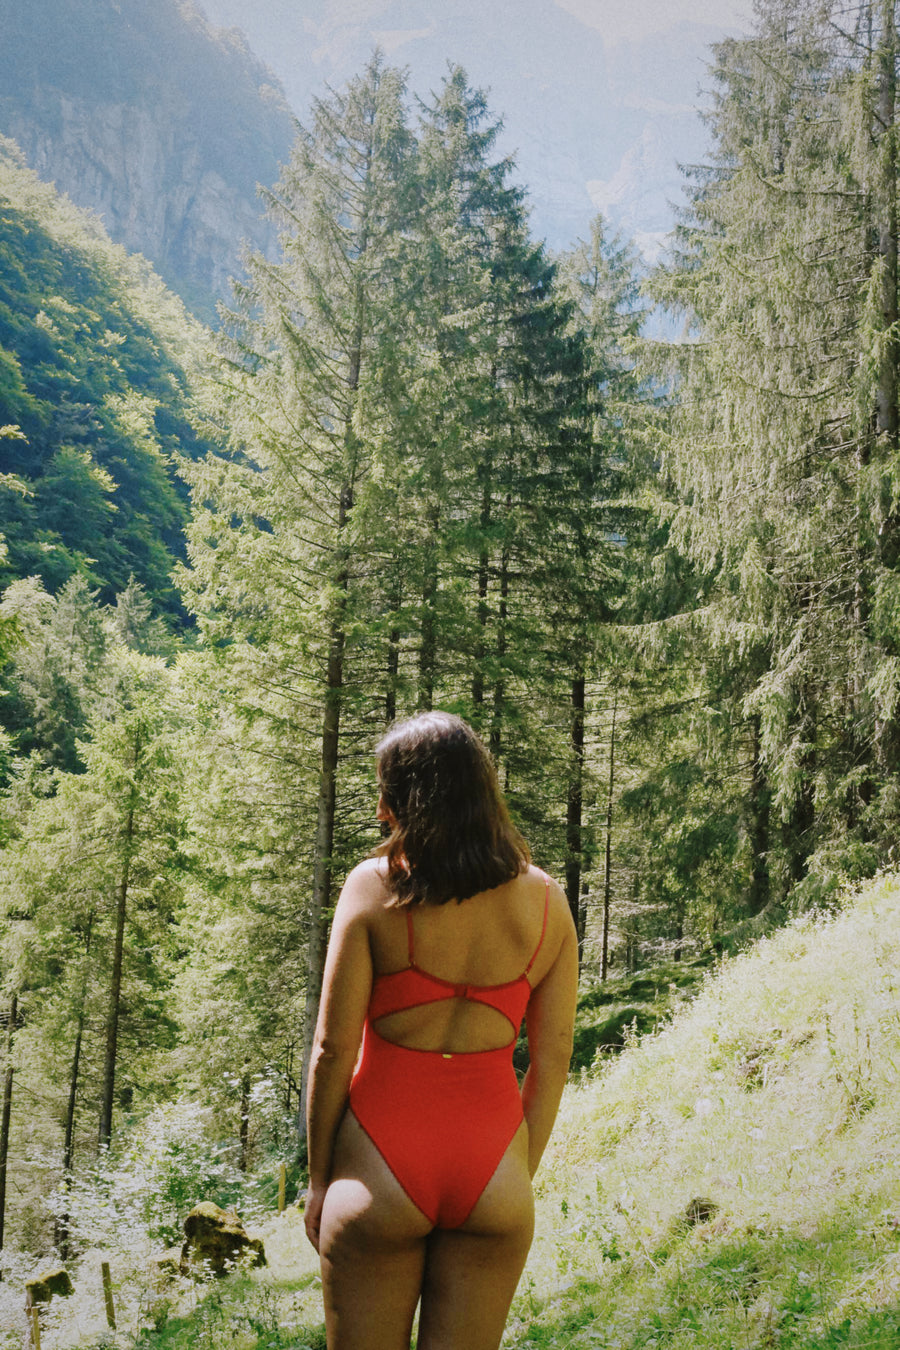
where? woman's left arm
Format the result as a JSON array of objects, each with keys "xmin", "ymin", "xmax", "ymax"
[{"xmin": 304, "ymin": 866, "xmax": 375, "ymax": 1250}]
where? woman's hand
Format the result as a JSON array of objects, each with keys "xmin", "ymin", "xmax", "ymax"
[{"xmin": 304, "ymin": 1181, "xmax": 327, "ymax": 1251}]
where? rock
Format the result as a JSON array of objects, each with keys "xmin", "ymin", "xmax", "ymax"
[
  {"xmin": 1, "ymin": 0, "xmax": 296, "ymax": 320},
  {"xmin": 179, "ymin": 1202, "xmax": 266, "ymax": 1278},
  {"xmin": 25, "ymin": 1268, "xmax": 74, "ymax": 1305}
]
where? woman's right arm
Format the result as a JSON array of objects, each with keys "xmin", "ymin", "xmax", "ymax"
[{"xmin": 521, "ymin": 888, "xmax": 578, "ymax": 1177}]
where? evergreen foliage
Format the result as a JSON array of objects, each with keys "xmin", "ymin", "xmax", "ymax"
[
  {"xmin": 634, "ymin": 0, "xmax": 900, "ymax": 944},
  {"xmin": 179, "ymin": 55, "xmax": 637, "ymax": 1130}
]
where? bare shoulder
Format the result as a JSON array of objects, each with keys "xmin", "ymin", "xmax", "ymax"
[
  {"xmin": 523, "ymin": 863, "xmax": 576, "ymax": 958},
  {"xmin": 524, "ymin": 864, "xmax": 570, "ymax": 918},
  {"xmin": 336, "ymin": 856, "xmax": 393, "ymax": 917}
]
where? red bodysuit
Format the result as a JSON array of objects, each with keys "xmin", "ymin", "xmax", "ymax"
[{"xmin": 348, "ymin": 879, "xmax": 549, "ymax": 1229}]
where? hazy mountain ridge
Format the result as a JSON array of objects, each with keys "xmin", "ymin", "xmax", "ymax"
[
  {"xmin": 0, "ymin": 0, "xmax": 739, "ymax": 303},
  {"xmin": 196, "ymin": 0, "xmax": 735, "ymax": 254},
  {"xmin": 0, "ymin": 0, "xmax": 297, "ymax": 320}
]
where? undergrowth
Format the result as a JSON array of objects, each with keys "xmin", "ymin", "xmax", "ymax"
[
  {"xmin": 6, "ymin": 874, "xmax": 900, "ymax": 1348},
  {"xmin": 512, "ymin": 872, "xmax": 900, "ymax": 1347}
]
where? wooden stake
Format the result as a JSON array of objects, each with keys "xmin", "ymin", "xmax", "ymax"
[
  {"xmin": 278, "ymin": 1162, "xmax": 286, "ymax": 1213},
  {"xmin": 101, "ymin": 1261, "xmax": 116, "ymax": 1329},
  {"xmin": 27, "ymin": 1303, "xmax": 41, "ymax": 1350}
]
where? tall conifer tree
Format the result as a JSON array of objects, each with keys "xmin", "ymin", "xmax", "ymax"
[
  {"xmin": 181, "ymin": 55, "xmax": 417, "ymax": 1134},
  {"xmin": 651, "ymin": 0, "xmax": 900, "ymax": 906}
]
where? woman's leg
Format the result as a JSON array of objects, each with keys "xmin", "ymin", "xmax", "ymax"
[
  {"xmin": 416, "ymin": 1122, "xmax": 534, "ymax": 1350},
  {"xmin": 319, "ymin": 1111, "xmax": 433, "ymax": 1350}
]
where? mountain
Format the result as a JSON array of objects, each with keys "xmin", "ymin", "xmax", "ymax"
[
  {"xmin": 195, "ymin": 0, "xmax": 741, "ymax": 255},
  {"xmin": 0, "ymin": 137, "xmax": 213, "ymax": 618},
  {"xmin": 0, "ymin": 0, "xmax": 297, "ymax": 321}
]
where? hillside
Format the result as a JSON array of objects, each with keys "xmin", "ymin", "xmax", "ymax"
[
  {"xmin": 14, "ymin": 875, "xmax": 899, "ymax": 1348},
  {"xmin": 0, "ymin": 138, "xmax": 213, "ymax": 620},
  {"xmin": 516, "ymin": 875, "xmax": 900, "ymax": 1348},
  {"xmin": 0, "ymin": 0, "xmax": 295, "ymax": 319}
]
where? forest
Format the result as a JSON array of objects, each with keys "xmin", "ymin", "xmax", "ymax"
[{"xmin": 1, "ymin": 0, "xmax": 900, "ymax": 1344}]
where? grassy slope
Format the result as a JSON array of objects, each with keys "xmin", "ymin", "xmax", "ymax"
[
  {"xmin": 29, "ymin": 876, "xmax": 900, "ymax": 1349},
  {"xmin": 512, "ymin": 873, "xmax": 900, "ymax": 1348}
]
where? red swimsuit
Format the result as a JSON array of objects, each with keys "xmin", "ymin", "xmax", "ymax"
[{"xmin": 348, "ymin": 880, "xmax": 549, "ymax": 1229}]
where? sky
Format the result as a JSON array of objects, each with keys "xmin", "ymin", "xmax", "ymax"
[
  {"xmin": 198, "ymin": 0, "xmax": 752, "ymax": 254},
  {"xmin": 552, "ymin": 0, "xmax": 749, "ymax": 44}
]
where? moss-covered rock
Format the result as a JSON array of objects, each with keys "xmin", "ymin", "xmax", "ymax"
[
  {"xmin": 25, "ymin": 1268, "xmax": 73, "ymax": 1305},
  {"xmin": 180, "ymin": 1202, "xmax": 266, "ymax": 1278}
]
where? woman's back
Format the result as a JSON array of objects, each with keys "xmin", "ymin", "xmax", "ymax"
[
  {"xmin": 364, "ymin": 862, "xmax": 551, "ymax": 1056},
  {"xmin": 306, "ymin": 711, "xmax": 578, "ymax": 1350}
]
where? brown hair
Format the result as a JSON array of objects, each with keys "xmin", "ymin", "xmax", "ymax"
[{"xmin": 374, "ymin": 711, "xmax": 530, "ymax": 906}]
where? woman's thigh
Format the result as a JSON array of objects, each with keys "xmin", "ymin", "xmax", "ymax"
[
  {"xmin": 319, "ymin": 1111, "xmax": 432, "ymax": 1350},
  {"xmin": 417, "ymin": 1121, "xmax": 534, "ymax": 1350}
]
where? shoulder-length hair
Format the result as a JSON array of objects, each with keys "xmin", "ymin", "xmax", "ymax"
[{"xmin": 373, "ymin": 711, "xmax": 530, "ymax": 906}]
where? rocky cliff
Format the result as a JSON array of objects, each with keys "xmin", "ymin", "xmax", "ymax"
[{"xmin": 0, "ymin": 0, "xmax": 297, "ymax": 321}]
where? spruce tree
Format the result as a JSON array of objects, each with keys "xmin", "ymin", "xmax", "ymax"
[
  {"xmin": 649, "ymin": 0, "xmax": 900, "ymax": 909},
  {"xmin": 181, "ymin": 54, "xmax": 417, "ymax": 1137}
]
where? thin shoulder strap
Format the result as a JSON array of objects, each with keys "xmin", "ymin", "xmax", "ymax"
[
  {"xmin": 523, "ymin": 878, "xmax": 550, "ymax": 976},
  {"xmin": 405, "ymin": 907, "xmax": 416, "ymax": 967}
]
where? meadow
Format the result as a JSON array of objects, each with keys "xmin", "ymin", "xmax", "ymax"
[{"xmin": 10, "ymin": 873, "xmax": 899, "ymax": 1349}]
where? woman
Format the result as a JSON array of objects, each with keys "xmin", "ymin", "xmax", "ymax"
[{"xmin": 305, "ymin": 711, "xmax": 578, "ymax": 1350}]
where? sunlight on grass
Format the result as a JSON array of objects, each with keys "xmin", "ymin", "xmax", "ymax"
[
  {"xmin": 6, "ymin": 1209, "xmax": 325, "ymax": 1350},
  {"xmin": 510, "ymin": 874, "xmax": 900, "ymax": 1347},
  {"xmin": 13, "ymin": 877, "xmax": 900, "ymax": 1349}
]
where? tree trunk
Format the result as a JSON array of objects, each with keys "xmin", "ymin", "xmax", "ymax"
[
  {"xmin": 386, "ymin": 623, "xmax": 400, "ymax": 725},
  {"xmin": 746, "ymin": 715, "xmax": 771, "ymax": 917},
  {"xmin": 0, "ymin": 993, "xmax": 17, "ymax": 1278},
  {"xmin": 873, "ymin": 0, "xmax": 900, "ymax": 773},
  {"xmin": 472, "ymin": 421, "xmax": 495, "ymax": 711},
  {"xmin": 490, "ymin": 527, "xmax": 510, "ymax": 761},
  {"xmin": 601, "ymin": 691, "xmax": 618, "ymax": 981},
  {"xmin": 782, "ymin": 717, "xmax": 816, "ymax": 896},
  {"xmin": 56, "ymin": 916, "xmax": 94, "ymax": 1258},
  {"xmin": 239, "ymin": 1070, "xmax": 251, "ymax": 1172},
  {"xmin": 875, "ymin": 0, "xmax": 898, "ymax": 442},
  {"xmin": 418, "ymin": 523, "xmax": 438, "ymax": 712},
  {"xmin": 298, "ymin": 597, "xmax": 345, "ymax": 1141},
  {"xmin": 565, "ymin": 671, "xmax": 586, "ymax": 954},
  {"xmin": 99, "ymin": 758, "xmax": 138, "ymax": 1150},
  {"xmin": 298, "ymin": 242, "xmax": 367, "ymax": 1142},
  {"xmin": 673, "ymin": 910, "xmax": 685, "ymax": 963}
]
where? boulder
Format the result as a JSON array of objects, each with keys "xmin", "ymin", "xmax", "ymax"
[
  {"xmin": 179, "ymin": 1202, "xmax": 266, "ymax": 1278},
  {"xmin": 25, "ymin": 1268, "xmax": 74, "ymax": 1305}
]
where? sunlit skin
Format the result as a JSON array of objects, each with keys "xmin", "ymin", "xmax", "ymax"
[{"xmin": 304, "ymin": 791, "xmax": 578, "ymax": 1350}]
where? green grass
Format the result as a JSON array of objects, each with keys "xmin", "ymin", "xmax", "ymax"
[
  {"xmin": 569, "ymin": 956, "xmax": 712, "ymax": 1070},
  {"xmin": 130, "ymin": 1222, "xmax": 326, "ymax": 1350},
  {"xmin": 509, "ymin": 872, "xmax": 900, "ymax": 1347},
  {"xmin": 130, "ymin": 1270, "xmax": 327, "ymax": 1350},
  {"xmin": 38, "ymin": 874, "xmax": 900, "ymax": 1349}
]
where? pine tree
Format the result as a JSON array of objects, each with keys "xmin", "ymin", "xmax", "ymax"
[
  {"xmin": 648, "ymin": 0, "xmax": 900, "ymax": 910},
  {"xmin": 0, "ymin": 644, "xmax": 186, "ymax": 1177},
  {"xmin": 553, "ymin": 216, "xmax": 645, "ymax": 945},
  {"xmin": 181, "ymin": 54, "xmax": 418, "ymax": 1139}
]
